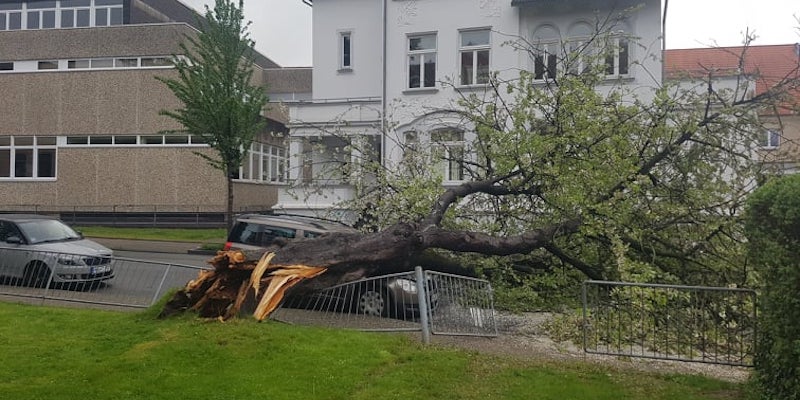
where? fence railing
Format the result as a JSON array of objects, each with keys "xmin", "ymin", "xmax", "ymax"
[
  {"xmin": 0, "ymin": 247, "xmax": 206, "ymax": 311},
  {"xmin": 0, "ymin": 246, "xmax": 496, "ymax": 340},
  {"xmin": 582, "ymin": 280, "xmax": 757, "ymax": 367},
  {"xmin": 272, "ymin": 268, "xmax": 498, "ymax": 339}
]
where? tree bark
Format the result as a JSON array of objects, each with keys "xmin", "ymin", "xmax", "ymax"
[{"xmin": 159, "ymin": 216, "xmax": 585, "ymax": 321}]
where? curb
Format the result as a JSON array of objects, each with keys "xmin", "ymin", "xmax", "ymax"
[{"xmin": 88, "ymin": 237, "xmax": 203, "ymax": 254}]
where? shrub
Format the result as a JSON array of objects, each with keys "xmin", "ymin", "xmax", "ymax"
[{"xmin": 745, "ymin": 174, "xmax": 800, "ymax": 400}]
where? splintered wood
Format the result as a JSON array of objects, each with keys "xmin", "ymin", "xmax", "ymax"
[{"xmin": 180, "ymin": 250, "xmax": 326, "ymax": 321}]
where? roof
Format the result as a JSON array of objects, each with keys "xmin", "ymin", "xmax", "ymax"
[
  {"xmin": 665, "ymin": 44, "xmax": 800, "ymax": 115},
  {"xmin": 265, "ymin": 68, "xmax": 312, "ymax": 93},
  {"xmin": 138, "ymin": 0, "xmax": 280, "ymax": 69}
]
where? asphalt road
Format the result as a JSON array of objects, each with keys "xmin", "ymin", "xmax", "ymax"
[
  {"xmin": 114, "ymin": 250, "xmax": 212, "ymax": 267},
  {"xmin": 0, "ymin": 250, "xmax": 212, "ymax": 310}
]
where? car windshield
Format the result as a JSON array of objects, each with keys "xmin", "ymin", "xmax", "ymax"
[{"xmin": 17, "ymin": 220, "xmax": 82, "ymax": 244}]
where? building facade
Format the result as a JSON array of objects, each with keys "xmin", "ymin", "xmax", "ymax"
[
  {"xmin": 0, "ymin": 0, "xmax": 309, "ymax": 217},
  {"xmin": 665, "ymin": 44, "xmax": 800, "ymax": 174},
  {"xmin": 278, "ymin": 0, "xmax": 665, "ymax": 219}
]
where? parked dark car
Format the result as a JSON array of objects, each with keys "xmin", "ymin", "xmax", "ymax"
[{"xmin": 224, "ymin": 214, "xmax": 469, "ymax": 317}]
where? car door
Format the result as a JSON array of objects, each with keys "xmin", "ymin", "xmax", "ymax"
[{"xmin": 0, "ymin": 221, "xmax": 28, "ymax": 279}]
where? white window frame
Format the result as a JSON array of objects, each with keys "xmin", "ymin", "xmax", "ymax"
[
  {"xmin": 532, "ymin": 41, "xmax": 559, "ymax": 82},
  {"xmin": 338, "ymin": 30, "xmax": 353, "ymax": 71},
  {"xmin": 431, "ymin": 129, "xmax": 466, "ymax": 183},
  {"xmin": 458, "ymin": 28, "xmax": 491, "ymax": 87},
  {"xmin": 407, "ymin": 33, "xmax": 437, "ymax": 90},
  {"xmin": 237, "ymin": 141, "xmax": 288, "ymax": 184},
  {"xmin": 25, "ymin": 2, "xmax": 58, "ymax": 30},
  {"xmin": 0, "ymin": 0, "xmax": 123, "ymax": 31},
  {"xmin": 59, "ymin": 2, "xmax": 92, "ymax": 28},
  {"xmin": 0, "ymin": 136, "xmax": 57, "ymax": 180},
  {"xmin": 93, "ymin": 0, "xmax": 123, "ymax": 27},
  {"xmin": 1, "ymin": 55, "xmax": 174, "ymax": 73},
  {"xmin": 565, "ymin": 39, "xmax": 595, "ymax": 76},
  {"xmin": 0, "ymin": 2, "xmax": 23, "ymax": 31},
  {"xmin": 61, "ymin": 134, "xmax": 207, "ymax": 147},
  {"xmin": 602, "ymin": 36, "xmax": 631, "ymax": 78},
  {"xmin": 762, "ymin": 129, "xmax": 781, "ymax": 149}
]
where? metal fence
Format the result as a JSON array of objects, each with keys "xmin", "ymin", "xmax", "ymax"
[
  {"xmin": 272, "ymin": 268, "xmax": 498, "ymax": 339},
  {"xmin": 582, "ymin": 280, "xmax": 757, "ymax": 367},
  {"xmin": 0, "ymin": 246, "xmax": 496, "ymax": 340},
  {"xmin": 0, "ymin": 247, "xmax": 206, "ymax": 311}
]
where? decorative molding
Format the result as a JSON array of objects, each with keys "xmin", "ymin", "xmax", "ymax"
[
  {"xmin": 396, "ymin": 0, "xmax": 418, "ymax": 26},
  {"xmin": 479, "ymin": 0, "xmax": 501, "ymax": 17}
]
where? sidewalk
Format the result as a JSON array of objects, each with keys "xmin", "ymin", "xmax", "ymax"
[{"xmin": 88, "ymin": 237, "xmax": 214, "ymax": 254}]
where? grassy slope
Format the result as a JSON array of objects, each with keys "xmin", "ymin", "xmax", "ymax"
[
  {"xmin": 0, "ymin": 302, "xmax": 743, "ymax": 400},
  {"xmin": 75, "ymin": 226, "xmax": 227, "ymax": 242}
]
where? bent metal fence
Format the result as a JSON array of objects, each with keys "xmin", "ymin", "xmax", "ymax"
[
  {"xmin": 0, "ymin": 247, "xmax": 496, "ymax": 340},
  {"xmin": 582, "ymin": 280, "xmax": 757, "ymax": 367},
  {"xmin": 271, "ymin": 268, "xmax": 498, "ymax": 340}
]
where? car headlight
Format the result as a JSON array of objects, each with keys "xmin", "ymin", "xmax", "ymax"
[
  {"xmin": 57, "ymin": 257, "xmax": 82, "ymax": 266},
  {"xmin": 396, "ymin": 279, "xmax": 418, "ymax": 294}
]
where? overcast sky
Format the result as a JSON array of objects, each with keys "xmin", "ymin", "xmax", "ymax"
[{"xmin": 181, "ymin": 0, "xmax": 799, "ymax": 67}]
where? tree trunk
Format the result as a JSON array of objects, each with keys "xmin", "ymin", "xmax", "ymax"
[
  {"xmin": 226, "ymin": 172, "xmax": 234, "ymax": 232},
  {"xmin": 159, "ymin": 218, "xmax": 586, "ymax": 321}
]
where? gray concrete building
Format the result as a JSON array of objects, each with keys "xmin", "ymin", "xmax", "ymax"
[{"xmin": 0, "ymin": 0, "xmax": 310, "ymax": 220}]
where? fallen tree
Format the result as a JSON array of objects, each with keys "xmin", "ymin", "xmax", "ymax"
[{"xmin": 159, "ymin": 10, "xmax": 799, "ymax": 320}]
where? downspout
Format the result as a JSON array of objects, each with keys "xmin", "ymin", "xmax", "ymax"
[
  {"xmin": 661, "ymin": 0, "xmax": 668, "ymax": 86},
  {"xmin": 381, "ymin": 0, "xmax": 388, "ymax": 167}
]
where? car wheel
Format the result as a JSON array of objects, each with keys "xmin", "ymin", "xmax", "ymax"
[
  {"xmin": 357, "ymin": 289, "xmax": 391, "ymax": 317},
  {"xmin": 24, "ymin": 262, "xmax": 51, "ymax": 288}
]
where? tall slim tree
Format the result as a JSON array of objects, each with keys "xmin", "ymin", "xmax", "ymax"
[{"xmin": 159, "ymin": 0, "xmax": 267, "ymax": 229}]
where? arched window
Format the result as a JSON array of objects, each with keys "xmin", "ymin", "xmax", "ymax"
[
  {"xmin": 531, "ymin": 25, "xmax": 560, "ymax": 81},
  {"xmin": 431, "ymin": 129, "xmax": 465, "ymax": 182}
]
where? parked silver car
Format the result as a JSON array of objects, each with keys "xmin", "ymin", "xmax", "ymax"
[{"xmin": 0, "ymin": 214, "xmax": 114, "ymax": 288}]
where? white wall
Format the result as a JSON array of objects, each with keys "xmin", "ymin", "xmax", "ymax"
[{"xmin": 311, "ymin": 0, "xmax": 384, "ymax": 100}]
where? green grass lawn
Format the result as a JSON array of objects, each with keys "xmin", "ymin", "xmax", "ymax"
[
  {"xmin": 0, "ymin": 302, "xmax": 745, "ymax": 400},
  {"xmin": 76, "ymin": 226, "xmax": 227, "ymax": 243}
]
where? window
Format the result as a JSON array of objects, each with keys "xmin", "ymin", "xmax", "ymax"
[
  {"xmin": 37, "ymin": 60, "xmax": 58, "ymax": 70},
  {"xmin": 0, "ymin": 136, "xmax": 56, "ymax": 179},
  {"xmin": 63, "ymin": 134, "xmax": 206, "ymax": 147},
  {"xmin": 459, "ymin": 29, "xmax": 490, "ymax": 86},
  {"xmin": 565, "ymin": 40, "xmax": 594, "ymax": 76},
  {"xmin": 26, "ymin": 1, "xmax": 56, "ymax": 30},
  {"xmin": 603, "ymin": 36, "xmax": 630, "ymax": 78},
  {"xmin": 237, "ymin": 142, "xmax": 288, "ymax": 184},
  {"xmin": 0, "ymin": 2, "xmax": 23, "ymax": 31},
  {"xmin": 140, "ymin": 57, "xmax": 172, "ymax": 68},
  {"xmin": 432, "ymin": 129, "xmax": 465, "ymax": 181},
  {"xmin": 94, "ymin": 0, "xmax": 123, "ymax": 26},
  {"xmin": 2, "ymin": 56, "xmax": 175, "ymax": 73},
  {"xmin": 115, "ymin": 58, "xmax": 138, "ymax": 68},
  {"xmin": 90, "ymin": 58, "xmax": 113, "ymax": 68},
  {"xmin": 60, "ymin": 0, "xmax": 91, "ymax": 28},
  {"xmin": 533, "ymin": 42, "xmax": 558, "ymax": 81},
  {"xmin": 339, "ymin": 31, "xmax": 352, "ymax": 70},
  {"xmin": 408, "ymin": 33, "xmax": 437, "ymax": 89},
  {"xmin": 1, "ymin": 0, "xmax": 121, "ymax": 30},
  {"xmin": 761, "ymin": 129, "xmax": 781, "ymax": 148},
  {"xmin": 67, "ymin": 59, "xmax": 90, "ymax": 69}
]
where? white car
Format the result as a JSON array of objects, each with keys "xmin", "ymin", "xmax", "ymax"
[{"xmin": 0, "ymin": 214, "xmax": 114, "ymax": 288}]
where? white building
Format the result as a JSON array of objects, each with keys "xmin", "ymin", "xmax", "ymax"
[{"xmin": 277, "ymin": 0, "xmax": 665, "ymax": 220}]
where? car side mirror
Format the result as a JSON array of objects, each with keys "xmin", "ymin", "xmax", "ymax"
[{"xmin": 5, "ymin": 235, "xmax": 22, "ymax": 245}]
